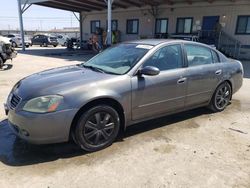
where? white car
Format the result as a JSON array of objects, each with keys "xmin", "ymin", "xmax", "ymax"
[
  {"xmin": 56, "ymin": 34, "xmax": 69, "ymax": 46},
  {"xmin": 4, "ymin": 34, "xmax": 31, "ymax": 48}
]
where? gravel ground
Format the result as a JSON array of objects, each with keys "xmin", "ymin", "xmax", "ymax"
[{"xmin": 0, "ymin": 47, "xmax": 250, "ymax": 188}]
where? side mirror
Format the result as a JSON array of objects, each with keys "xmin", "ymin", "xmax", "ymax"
[{"xmin": 138, "ymin": 66, "xmax": 160, "ymax": 76}]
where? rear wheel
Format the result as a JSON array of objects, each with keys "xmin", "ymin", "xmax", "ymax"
[
  {"xmin": 209, "ymin": 82, "xmax": 232, "ymax": 112},
  {"xmin": 74, "ymin": 105, "xmax": 120, "ymax": 152}
]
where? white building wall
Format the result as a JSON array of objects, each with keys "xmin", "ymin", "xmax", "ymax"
[{"xmin": 81, "ymin": 1, "xmax": 250, "ymax": 59}]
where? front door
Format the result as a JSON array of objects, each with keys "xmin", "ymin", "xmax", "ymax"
[{"xmin": 131, "ymin": 44, "xmax": 187, "ymax": 121}]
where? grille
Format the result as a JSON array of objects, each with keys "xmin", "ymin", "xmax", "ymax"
[{"xmin": 10, "ymin": 94, "xmax": 21, "ymax": 109}]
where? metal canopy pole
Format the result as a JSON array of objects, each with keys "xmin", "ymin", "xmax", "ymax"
[
  {"xmin": 18, "ymin": 0, "xmax": 25, "ymax": 51},
  {"xmin": 79, "ymin": 12, "xmax": 84, "ymax": 48},
  {"xmin": 107, "ymin": 0, "xmax": 113, "ymax": 46}
]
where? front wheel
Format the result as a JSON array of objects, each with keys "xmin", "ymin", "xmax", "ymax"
[
  {"xmin": 74, "ymin": 105, "xmax": 120, "ymax": 152},
  {"xmin": 0, "ymin": 57, "xmax": 4, "ymax": 69},
  {"xmin": 209, "ymin": 82, "xmax": 232, "ymax": 112},
  {"xmin": 12, "ymin": 42, "xmax": 17, "ymax": 48}
]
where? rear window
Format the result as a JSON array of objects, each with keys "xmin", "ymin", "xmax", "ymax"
[
  {"xmin": 211, "ymin": 50, "xmax": 220, "ymax": 63},
  {"xmin": 185, "ymin": 44, "xmax": 213, "ymax": 67}
]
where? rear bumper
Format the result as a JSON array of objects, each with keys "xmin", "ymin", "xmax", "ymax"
[{"xmin": 7, "ymin": 107, "xmax": 78, "ymax": 145}]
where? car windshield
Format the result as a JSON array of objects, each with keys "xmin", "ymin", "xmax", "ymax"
[{"xmin": 81, "ymin": 43, "xmax": 153, "ymax": 75}]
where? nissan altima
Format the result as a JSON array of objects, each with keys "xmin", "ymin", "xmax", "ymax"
[{"xmin": 5, "ymin": 40, "xmax": 243, "ymax": 151}]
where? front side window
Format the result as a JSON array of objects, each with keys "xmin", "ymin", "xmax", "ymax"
[
  {"xmin": 176, "ymin": 18, "xmax": 193, "ymax": 34},
  {"xmin": 127, "ymin": 19, "xmax": 139, "ymax": 34},
  {"xmin": 143, "ymin": 44, "xmax": 183, "ymax": 71},
  {"xmin": 82, "ymin": 43, "xmax": 152, "ymax": 75},
  {"xmin": 91, "ymin": 20, "xmax": 100, "ymax": 33},
  {"xmin": 236, "ymin": 16, "xmax": 250, "ymax": 34},
  {"xmin": 155, "ymin": 18, "xmax": 168, "ymax": 34},
  {"xmin": 185, "ymin": 44, "xmax": 213, "ymax": 67}
]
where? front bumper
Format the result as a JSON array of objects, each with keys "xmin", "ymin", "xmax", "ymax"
[{"xmin": 6, "ymin": 105, "xmax": 78, "ymax": 145}]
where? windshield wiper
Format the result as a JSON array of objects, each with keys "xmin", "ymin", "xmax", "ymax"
[
  {"xmin": 82, "ymin": 65, "xmax": 105, "ymax": 73},
  {"xmin": 82, "ymin": 65, "xmax": 121, "ymax": 75}
]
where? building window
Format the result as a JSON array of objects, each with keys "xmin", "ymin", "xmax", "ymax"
[
  {"xmin": 176, "ymin": 17, "xmax": 193, "ymax": 34},
  {"xmin": 106, "ymin": 20, "xmax": 118, "ymax": 31},
  {"xmin": 236, "ymin": 16, "xmax": 250, "ymax": 34},
  {"xmin": 91, "ymin": 20, "xmax": 100, "ymax": 33},
  {"xmin": 155, "ymin": 18, "xmax": 168, "ymax": 34},
  {"xmin": 127, "ymin": 19, "xmax": 139, "ymax": 34}
]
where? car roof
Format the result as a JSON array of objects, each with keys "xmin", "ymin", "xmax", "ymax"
[
  {"xmin": 125, "ymin": 39, "xmax": 217, "ymax": 50},
  {"xmin": 126, "ymin": 39, "xmax": 192, "ymax": 46}
]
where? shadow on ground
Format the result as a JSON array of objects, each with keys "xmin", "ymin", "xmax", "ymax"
[
  {"xmin": 17, "ymin": 47, "xmax": 95, "ymax": 62},
  {"xmin": 0, "ymin": 64, "xmax": 13, "ymax": 71},
  {"xmin": 0, "ymin": 107, "xmax": 210, "ymax": 167}
]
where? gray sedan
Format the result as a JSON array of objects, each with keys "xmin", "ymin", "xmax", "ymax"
[{"xmin": 5, "ymin": 40, "xmax": 243, "ymax": 151}]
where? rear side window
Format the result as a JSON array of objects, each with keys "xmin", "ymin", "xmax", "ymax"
[
  {"xmin": 211, "ymin": 50, "xmax": 220, "ymax": 63},
  {"xmin": 185, "ymin": 44, "xmax": 213, "ymax": 67}
]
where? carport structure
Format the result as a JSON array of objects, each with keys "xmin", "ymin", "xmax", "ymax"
[{"xmin": 18, "ymin": 0, "xmax": 237, "ymax": 51}]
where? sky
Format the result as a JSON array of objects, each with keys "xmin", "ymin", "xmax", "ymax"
[{"xmin": 0, "ymin": 0, "xmax": 79, "ymax": 31}]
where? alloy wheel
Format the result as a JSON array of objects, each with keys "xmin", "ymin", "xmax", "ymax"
[
  {"xmin": 215, "ymin": 84, "xmax": 231, "ymax": 110},
  {"xmin": 83, "ymin": 112, "xmax": 115, "ymax": 146}
]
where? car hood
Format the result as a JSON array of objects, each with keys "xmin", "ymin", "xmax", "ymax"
[{"xmin": 15, "ymin": 65, "xmax": 116, "ymax": 99}]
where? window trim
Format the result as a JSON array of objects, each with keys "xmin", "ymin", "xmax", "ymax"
[
  {"xmin": 90, "ymin": 20, "xmax": 101, "ymax": 34},
  {"xmin": 235, "ymin": 15, "xmax": 250, "ymax": 35},
  {"xmin": 126, "ymin": 19, "xmax": 139, "ymax": 34},
  {"xmin": 176, "ymin": 17, "xmax": 193, "ymax": 34},
  {"xmin": 211, "ymin": 49, "xmax": 221, "ymax": 63},
  {"xmin": 155, "ymin": 18, "xmax": 169, "ymax": 34}
]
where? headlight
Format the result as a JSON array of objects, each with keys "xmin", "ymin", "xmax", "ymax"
[{"xmin": 23, "ymin": 95, "xmax": 63, "ymax": 113}]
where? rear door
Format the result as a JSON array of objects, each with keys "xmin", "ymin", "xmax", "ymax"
[
  {"xmin": 184, "ymin": 44, "xmax": 223, "ymax": 107},
  {"xmin": 131, "ymin": 44, "xmax": 187, "ymax": 121}
]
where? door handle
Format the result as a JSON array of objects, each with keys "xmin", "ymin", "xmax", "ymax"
[
  {"xmin": 215, "ymin": 70, "xmax": 222, "ymax": 75},
  {"xmin": 177, "ymin": 78, "xmax": 187, "ymax": 84}
]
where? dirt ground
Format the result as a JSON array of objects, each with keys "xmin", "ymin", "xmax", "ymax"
[{"xmin": 0, "ymin": 47, "xmax": 250, "ymax": 188}]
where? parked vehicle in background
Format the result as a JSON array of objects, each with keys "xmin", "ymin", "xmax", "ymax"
[
  {"xmin": 4, "ymin": 34, "xmax": 31, "ymax": 48},
  {"xmin": 56, "ymin": 34, "xmax": 69, "ymax": 46},
  {"xmin": 170, "ymin": 34, "xmax": 216, "ymax": 49},
  {"xmin": 67, "ymin": 37, "xmax": 81, "ymax": 49},
  {"xmin": 0, "ymin": 36, "xmax": 17, "ymax": 69},
  {"xmin": 31, "ymin": 34, "xmax": 58, "ymax": 47},
  {"xmin": 5, "ymin": 40, "xmax": 243, "ymax": 152},
  {"xmin": 170, "ymin": 34, "xmax": 199, "ymax": 42}
]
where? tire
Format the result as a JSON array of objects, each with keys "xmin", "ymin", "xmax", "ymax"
[
  {"xmin": 0, "ymin": 57, "xmax": 4, "ymax": 69},
  {"xmin": 209, "ymin": 82, "xmax": 232, "ymax": 112},
  {"xmin": 74, "ymin": 105, "xmax": 120, "ymax": 152},
  {"xmin": 12, "ymin": 42, "xmax": 17, "ymax": 48},
  {"xmin": 43, "ymin": 43, "xmax": 48, "ymax": 47},
  {"xmin": 53, "ymin": 45, "xmax": 57, "ymax": 47}
]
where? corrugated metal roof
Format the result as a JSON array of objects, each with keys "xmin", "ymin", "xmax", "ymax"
[{"xmin": 21, "ymin": 0, "xmax": 242, "ymax": 12}]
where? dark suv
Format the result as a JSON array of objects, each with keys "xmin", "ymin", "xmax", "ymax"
[{"xmin": 31, "ymin": 34, "xmax": 58, "ymax": 47}]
